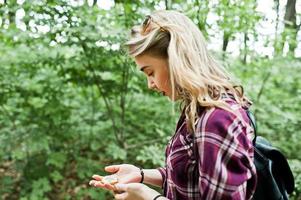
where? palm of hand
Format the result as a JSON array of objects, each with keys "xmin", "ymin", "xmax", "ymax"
[
  {"xmin": 89, "ymin": 164, "xmax": 141, "ymax": 191},
  {"xmin": 114, "ymin": 164, "xmax": 141, "ymax": 184}
]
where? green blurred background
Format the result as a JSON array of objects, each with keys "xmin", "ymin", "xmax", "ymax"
[{"xmin": 0, "ymin": 0, "xmax": 300, "ymax": 199}]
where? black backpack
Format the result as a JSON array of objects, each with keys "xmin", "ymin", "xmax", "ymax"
[{"xmin": 246, "ymin": 111, "xmax": 295, "ymax": 200}]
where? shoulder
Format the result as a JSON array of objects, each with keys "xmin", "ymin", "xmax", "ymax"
[
  {"xmin": 196, "ymin": 106, "xmax": 236, "ymax": 136},
  {"xmin": 195, "ymin": 99, "xmax": 252, "ymax": 140}
]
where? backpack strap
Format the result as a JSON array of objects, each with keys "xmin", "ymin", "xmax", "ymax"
[{"xmin": 246, "ymin": 110, "xmax": 257, "ymax": 145}]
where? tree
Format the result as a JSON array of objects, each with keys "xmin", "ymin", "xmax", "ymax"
[{"xmin": 282, "ymin": 0, "xmax": 298, "ymax": 55}]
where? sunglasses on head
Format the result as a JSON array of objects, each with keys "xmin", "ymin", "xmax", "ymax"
[{"xmin": 141, "ymin": 15, "xmax": 166, "ymax": 35}]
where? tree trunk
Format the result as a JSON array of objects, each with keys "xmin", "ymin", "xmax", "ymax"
[
  {"xmin": 93, "ymin": 0, "xmax": 97, "ymax": 6},
  {"xmin": 273, "ymin": 0, "xmax": 281, "ymax": 56},
  {"xmin": 165, "ymin": 0, "xmax": 171, "ymax": 10},
  {"xmin": 222, "ymin": 32, "xmax": 229, "ymax": 60},
  {"xmin": 282, "ymin": 0, "xmax": 298, "ymax": 55},
  {"xmin": 222, "ymin": 32, "xmax": 229, "ymax": 51}
]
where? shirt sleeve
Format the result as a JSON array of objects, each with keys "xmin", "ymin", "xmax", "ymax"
[
  {"xmin": 195, "ymin": 108, "xmax": 257, "ymax": 200},
  {"xmin": 157, "ymin": 167, "xmax": 167, "ymax": 187}
]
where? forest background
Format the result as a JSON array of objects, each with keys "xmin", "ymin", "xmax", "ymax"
[{"xmin": 0, "ymin": 0, "xmax": 301, "ymax": 199}]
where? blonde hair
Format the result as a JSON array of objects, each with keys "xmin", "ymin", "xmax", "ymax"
[{"xmin": 126, "ymin": 10, "xmax": 248, "ymax": 133}]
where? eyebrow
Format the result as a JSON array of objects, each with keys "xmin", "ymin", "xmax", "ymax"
[{"xmin": 140, "ymin": 65, "xmax": 151, "ymax": 72}]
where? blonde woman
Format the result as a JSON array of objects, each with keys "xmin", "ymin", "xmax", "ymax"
[{"xmin": 89, "ymin": 10, "xmax": 257, "ymax": 200}]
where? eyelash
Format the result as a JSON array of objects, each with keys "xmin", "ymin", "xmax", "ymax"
[{"xmin": 147, "ymin": 72, "xmax": 154, "ymax": 76}]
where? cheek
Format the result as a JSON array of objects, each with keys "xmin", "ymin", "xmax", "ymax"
[{"xmin": 159, "ymin": 74, "xmax": 171, "ymax": 90}]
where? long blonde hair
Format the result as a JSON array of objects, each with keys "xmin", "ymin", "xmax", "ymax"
[{"xmin": 126, "ymin": 10, "xmax": 248, "ymax": 133}]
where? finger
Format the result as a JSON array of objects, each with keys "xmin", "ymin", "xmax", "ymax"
[
  {"xmin": 93, "ymin": 181, "xmax": 114, "ymax": 190},
  {"xmin": 89, "ymin": 180, "xmax": 97, "ymax": 186},
  {"xmin": 105, "ymin": 165, "xmax": 121, "ymax": 173},
  {"xmin": 114, "ymin": 192, "xmax": 128, "ymax": 200},
  {"xmin": 89, "ymin": 180, "xmax": 105, "ymax": 188},
  {"xmin": 114, "ymin": 183, "xmax": 128, "ymax": 192},
  {"xmin": 92, "ymin": 174, "xmax": 103, "ymax": 181},
  {"xmin": 89, "ymin": 180, "xmax": 114, "ymax": 191},
  {"xmin": 104, "ymin": 182, "xmax": 116, "ymax": 191}
]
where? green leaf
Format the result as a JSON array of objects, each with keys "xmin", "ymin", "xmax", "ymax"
[
  {"xmin": 46, "ymin": 152, "xmax": 67, "ymax": 169},
  {"xmin": 28, "ymin": 97, "xmax": 48, "ymax": 108},
  {"xmin": 50, "ymin": 170, "xmax": 63, "ymax": 183},
  {"xmin": 106, "ymin": 143, "xmax": 127, "ymax": 160}
]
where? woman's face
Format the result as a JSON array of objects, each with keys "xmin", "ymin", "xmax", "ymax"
[{"xmin": 135, "ymin": 54, "xmax": 173, "ymax": 100}]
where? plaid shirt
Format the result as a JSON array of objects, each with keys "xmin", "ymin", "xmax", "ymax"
[{"xmin": 158, "ymin": 98, "xmax": 257, "ymax": 199}]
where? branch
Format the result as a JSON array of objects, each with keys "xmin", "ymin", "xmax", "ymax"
[
  {"xmin": 255, "ymin": 70, "xmax": 272, "ymax": 114},
  {"xmin": 80, "ymin": 42, "xmax": 123, "ymax": 146}
]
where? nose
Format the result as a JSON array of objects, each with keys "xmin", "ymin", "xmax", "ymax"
[{"xmin": 147, "ymin": 77, "xmax": 156, "ymax": 90}]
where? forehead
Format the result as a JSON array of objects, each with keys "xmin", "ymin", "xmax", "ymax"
[{"xmin": 134, "ymin": 54, "xmax": 167, "ymax": 70}]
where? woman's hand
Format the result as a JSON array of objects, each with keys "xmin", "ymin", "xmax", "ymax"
[
  {"xmin": 114, "ymin": 183, "xmax": 162, "ymax": 200},
  {"xmin": 89, "ymin": 164, "xmax": 141, "ymax": 191}
]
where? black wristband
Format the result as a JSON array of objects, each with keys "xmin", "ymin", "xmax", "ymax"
[
  {"xmin": 140, "ymin": 168, "xmax": 144, "ymax": 183},
  {"xmin": 153, "ymin": 194, "xmax": 164, "ymax": 200}
]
